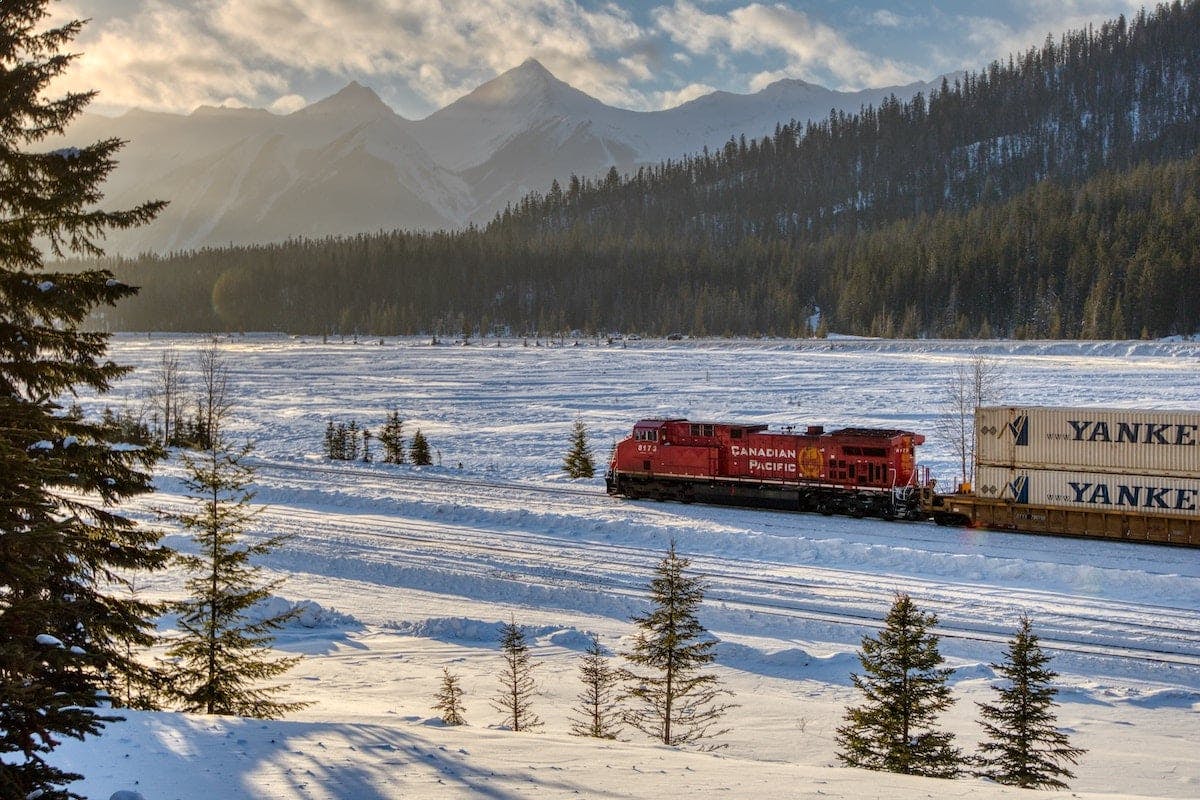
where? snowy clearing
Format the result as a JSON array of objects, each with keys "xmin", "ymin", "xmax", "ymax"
[{"xmin": 53, "ymin": 334, "xmax": 1200, "ymax": 799}]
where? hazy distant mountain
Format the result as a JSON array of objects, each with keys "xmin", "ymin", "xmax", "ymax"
[{"xmin": 68, "ymin": 59, "xmax": 938, "ymax": 254}]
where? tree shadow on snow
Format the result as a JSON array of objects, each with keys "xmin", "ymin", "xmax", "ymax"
[{"xmin": 67, "ymin": 711, "xmax": 594, "ymax": 800}]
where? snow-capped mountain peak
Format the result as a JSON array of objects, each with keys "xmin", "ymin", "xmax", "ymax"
[{"xmin": 296, "ymin": 81, "xmax": 396, "ymax": 119}]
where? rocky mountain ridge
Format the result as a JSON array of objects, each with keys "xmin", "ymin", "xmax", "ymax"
[{"xmin": 69, "ymin": 59, "xmax": 938, "ymax": 254}]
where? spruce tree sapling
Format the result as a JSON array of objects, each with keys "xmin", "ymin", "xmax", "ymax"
[
  {"xmin": 976, "ymin": 616, "xmax": 1085, "ymax": 789},
  {"xmin": 410, "ymin": 428, "xmax": 433, "ymax": 466},
  {"xmin": 569, "ymin": 635, "xmax": 622, "ymax": 739},
  {"xmin": 835, "ymin": 593, "xmax": 964, "ymax": 778},
  {"xmin": 491, "ymin": 620, "xmax": 543, "ymax": 732},
  {"xmin": 379, "ymin": 410, "xmax": 406, "ymax": 464},
  {"xmin": 621, "ymin": 541, "xmax": 734, "ymax": 748},
  {"xmin": 433, "ymin": 667, "xmax": 467, "ymax": 726},
  {"xmin": 324, "ymin": 419, "xmax": 336, "ymax": 459},
  {"xmin": 563, "ymin": 418, "xmax": 596, "ymax": 478},
  {"xmin": 0, "ymin": 3, "xmax": 168, "ymax": 796},
  {"xmin": 165, "ymin": 432, "xmax": 308, "ymax": 719}
]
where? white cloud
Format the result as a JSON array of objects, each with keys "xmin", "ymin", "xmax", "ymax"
[
  {"xmin": 207, "ymin": 0, "xmax": 654, "ymax": 111},
  {"xmin": 871, "ymin": 9, "xmax": 904, "ymax": 28},
  {"xmin": 954, "ymin": 0, "xmax": 1147, "ymax": 67},
  {"xmin": 746, "ymin": 69, "xmax": 792, "ymax": 93},
  {"xmin": 655, "ymin": 82, "xmax": 717, "ymax": 108},
  {"xmin": 59, "ymin": 0, "xmax": 658, "ymax": 114},
  {"xmin": 54, "ymin": 0, "xmax": 1152, "ymax": 118},
  {"xmin": 269, "ymin": 93, "xmax": 309, "ymax": 113},
  {"xmin": 62, "ymin": 1, "xmax": 290, "ymax": 114},
  {"xmin": 654, "ymin": 1, "xmax": 919, "ymax": 90}
]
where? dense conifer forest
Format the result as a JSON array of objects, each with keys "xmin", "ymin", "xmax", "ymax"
[{"xmin": 92, "ymin": 1, "xmax": 1200, "ymax": 339}]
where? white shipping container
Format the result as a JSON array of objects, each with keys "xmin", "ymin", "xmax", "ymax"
[
  {"xmin": 974, "ymin": 465, "xmax": 1200, "ymax": 518},
  {"xmin": 976, "ymin": 406, "xmax": 1200, "ymax": 477}
]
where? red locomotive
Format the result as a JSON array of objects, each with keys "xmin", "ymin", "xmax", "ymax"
[{"xmin": 606, "ymin": 418, "xmax": 931, "ymax": 519}]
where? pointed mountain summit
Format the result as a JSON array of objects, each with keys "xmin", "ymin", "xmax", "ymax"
[
  {"xmin": 466, "ymin": 58, "xmax": 571, "ymax": 108},
  {"xmin": 297, "ymin": 81, "xmax": 397, "ymax": 119},
  {"xmin": 414, "ymin": 59, "xmax": 615, "ymax": 172}
]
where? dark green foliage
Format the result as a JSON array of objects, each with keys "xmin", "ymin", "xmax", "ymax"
[
  {"xmin": 977, "ymin": 616, "xmax": 1085, "ymax": 789},
  {"xmin": 491, "ymin": 620, "xmax": 542, "ymax": 732},
  {"xmin": 379, "ymin": 410, "xmax": 406, "ymax": 463},
  {"xmin": 99, "ymin": 405, "xmax": 153, "ymax": 446},
  {"xmin": 433, "ymin": 667, "xmax": 466, "ymax": 726},
  {"xmin": 621, "ymin": 541, "xmax": 733, "ymax": 748},
  {"xmin": 836, "ymin": 593, "xmax": 964, "ymax": 778},
  {"xmin": 324, "ymin": 419, "xmax": 336, "ymax": 458},
  {"xmin": 165, "ymin": 436, "xmax": 307, "ymax": 718},
  {"xmin": 410, "ymin": 428, "xmax": 432, "ymax": 466},
  {"xmin": 569, "ymin": 635, "xmax": 622, "ymax": 739},
  {"xmin": 0, "ymin": 3, "xmax": 168, "ymax": 797},
  {"xmin": 562, "ymin": 418, "xmax": 595, "ymax": 479},
  {"xmin": 323, "ymin": 420, "xmax": 373, "ymax": 461},
  {"xmin": 88, "ymin": 3, "xmax": 1200, "ymax": 340}
]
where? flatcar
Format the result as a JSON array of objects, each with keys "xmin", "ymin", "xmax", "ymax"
[
  {"xmin": 922, "ymin": 405, "xmax": 1200, "ymax": 547},
  {"xmin": 606, "ymin": 418, "xmax": 931, "ymax": 519}
]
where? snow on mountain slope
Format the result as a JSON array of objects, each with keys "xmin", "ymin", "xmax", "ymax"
[
  {"xmin": 69, "ymin": 85, "xmax": 466, "ymax": 253},
  {"xmin": 68, "ymin": 61, "xmax": 944, "ymax": 251},
  {"xmin": 414, "ymin": 59, "xmax": 945, "ymax": 223}
]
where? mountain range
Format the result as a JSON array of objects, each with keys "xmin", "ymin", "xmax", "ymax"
[{"xmin": 66, "ymin": 59, "xmax": 939, "ymax": 254}]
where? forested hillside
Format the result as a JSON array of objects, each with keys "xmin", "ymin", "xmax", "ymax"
[{"xmin": 94, "ymin": 2, "xmax": 1200, "ymax": 339}]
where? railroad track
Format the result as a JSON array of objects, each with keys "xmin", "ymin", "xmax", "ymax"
[
  {"xmin": 141, "ymin": 461, "xmax": 1200, "ymax": 670},
  {"xmin": 239, "ymin": 456, "xmax": 1192, "ymax": 576}
]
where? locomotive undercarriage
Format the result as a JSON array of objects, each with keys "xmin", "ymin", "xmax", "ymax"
[{"xmin": 607, "ymin": 472, "xmax": 925, "ymax": 521}]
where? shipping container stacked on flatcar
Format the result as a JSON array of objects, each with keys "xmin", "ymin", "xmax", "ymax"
[
  {"xmin": 926, "ymin": 406, "xmax": 1200, "ymax": 546},
  {"xmin": 606, "ymin": 418, "xmax": 930, "ymax": 519}
]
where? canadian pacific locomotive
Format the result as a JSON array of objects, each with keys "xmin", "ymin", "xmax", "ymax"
[{"xmin": 605, "ymin": 418, "xmax": 931, "ymax": 519}]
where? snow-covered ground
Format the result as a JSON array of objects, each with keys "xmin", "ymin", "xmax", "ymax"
[{"xmin": 53, "ymin": 334, "xmax": 1200, "ymax": 799}]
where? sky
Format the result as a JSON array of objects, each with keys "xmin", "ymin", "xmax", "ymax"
[{"xmin": 59, "ymin": 0, "xmax": 1148, "ymax": 119}]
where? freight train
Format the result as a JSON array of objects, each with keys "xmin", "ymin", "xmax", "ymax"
[{"xmin": 605, "ymin": 408, "xmax": 1200, "ymax": 547}]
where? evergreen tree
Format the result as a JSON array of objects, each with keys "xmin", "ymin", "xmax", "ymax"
[
  {"xmin": 569, "ymin": 635, "xmax": 622, "ymax": 739},
  {"xmin": 360, "ymin": 428, "xmax": 372, "ymax": 462},
  {"xmin": 165, "ymin": 431, "xmax": 307, "ymax": 718},
  {"xmin": 0, "ymin": 3, "xmax": 168, "ymax": 796},
  {"xmin": 621, "ymin": 541, "xmax": 733, "ymax": 748},
  {"xmin": 433, "ymin": 667, "xmax": 467, "ymax": 726},
  {"xmin": 835, "ymin": 593, "xmax": 964, "ymax": 778},
  {"xmin": 323, "ymin": 419, "xmax": 335, "ymax": 459},
  {"xmin": 410, "ymin": 428, "xmax": 432, "ymax": 466},
  {"xmin": 491, "ymin": 620, "xmax": 542, "ymax": 731},
  {"xmin": 345, "ymin": 420, "xmax": 359, "ymax": 461},
  {"xmin": 977, "ymin": 616, "xmax": 1085, "ymax": 789},
  {"xmin": 327, "ymin": 422, "xmax": 352, "ymax": 460},
  {"xmin": 562, "ymin": 418, "xmax": 595, "ymax": 478},
  {"xmin": 379, "ymin": 410, "xmax": 406, "ymax": 463}
]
